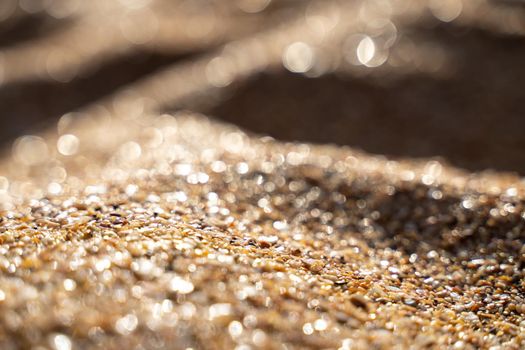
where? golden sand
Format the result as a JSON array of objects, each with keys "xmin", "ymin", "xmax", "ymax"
[{"xmin": 0, "ymin": 1, "xmax": 525, "ymax": 349}]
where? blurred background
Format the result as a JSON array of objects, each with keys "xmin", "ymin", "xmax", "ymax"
[{"xmin": 1, "ymin": 0, "xmax": 525, "ymax": 174}]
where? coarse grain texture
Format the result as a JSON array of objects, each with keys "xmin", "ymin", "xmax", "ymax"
[{"xmin": 0, "ymin": 113, "xmax": 524, "ymax": 350}]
